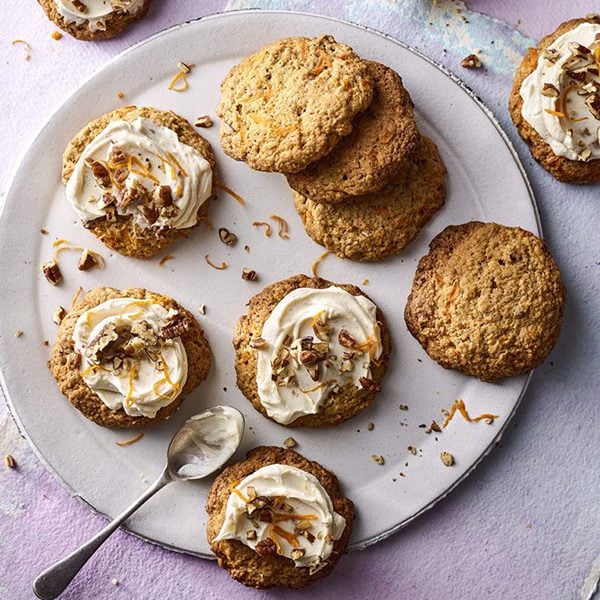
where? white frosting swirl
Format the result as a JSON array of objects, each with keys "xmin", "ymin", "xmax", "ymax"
[
  {"xmin": 65, "ymin": 118, "xmax": 212, "ymax": 230},
  {"xmin": 256, "ymin": 287, "xmax": 382, "ymax": 425},
  {"xmin": 520, "ymin": 22, "xmax": 600, "ymax": 161},
  {"xmin": 72, "ymin": 297, "xmax": 188, "ymax": 418},
  {"xmin": 214, "ymin": 464, "xmax": 346, "ymax": 571},
  {"xmin": 55, "ymin": 0, "xmax": 145, "ymax": 32}
]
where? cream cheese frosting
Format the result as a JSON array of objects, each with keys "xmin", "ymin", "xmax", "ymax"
[
  {"xmin": 255, "ymin": 286, "xmax": 382, "ymax": 425},
  {"xmin": 65, "ymin": 117, "xmax": 213, "ymax": 230},
  {"xmin": 72, "ymin": 297, "xmax": 188, "ymax": 418},
  {"xmin": 214, "ymin": 464, "xmax": 346, "ymax": 571},
  {"xmin": 55, "ymin": 0, "xmax": 145, "ymax": 32},
  {"xmin": 520, "ymin": 22, "xmax": 600, "ymax": 161}
]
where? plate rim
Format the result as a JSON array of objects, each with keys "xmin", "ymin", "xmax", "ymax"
[{"xmin": 0, "ymin": 8, "xmax": 539, "ymax": 559}]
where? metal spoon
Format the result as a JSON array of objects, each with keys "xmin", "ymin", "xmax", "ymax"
[{"xmin": 33, "ymin": 405, "xmax": 245, "ymax": 600}]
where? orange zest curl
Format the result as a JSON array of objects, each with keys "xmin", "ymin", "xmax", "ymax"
[
  {"xmin": 204, "ymin": 255, "xmax": 228, "ymax": 270},
  {"xmin": 115, "ymin": 433, "xmax": 144, "ymax": 447},
  {"xmin": 441, "ymin": 399, "xmax": 499, "ymax": 429},
  {"xmin": 269, "ymin": 214, "xmax": 290, "ymax": 239},
  {"xmin": 215, "ymin": 181, "xmax": 246, "ymax": 205},
  {"xmin": 252, "ymin": 221, "xmax": 272, "ymax": 237},
  {"xmin": 311, "ymin": 250, "xmax": 331, "ymax": 278}
]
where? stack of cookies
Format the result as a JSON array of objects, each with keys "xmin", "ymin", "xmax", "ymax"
[{"xmin": 217, "ymin": 35, "xmax": 447, "ymax": 261}]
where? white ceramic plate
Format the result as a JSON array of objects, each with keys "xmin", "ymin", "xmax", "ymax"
[{"xmin": 0, "ymin": 10, "xmax": 540, "ymax": 557}]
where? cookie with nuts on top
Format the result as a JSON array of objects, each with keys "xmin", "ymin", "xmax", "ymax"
[
  {"xmin": 38, "ymin": 0, "xmax": 152, "ymax": 41},
  {"xmin": 286, "ymin": 61, "xmax": 420, "ymax": 203},
  {"xmin": 217, "ymin": 35, "xmax": 373, "ymax": 173},
  {"xmin": 206, "ymin": 446, "xmax": 354, "ymax": 589},
  {"xmin": 294, "ymin": 136, "xmax": 446, "ymax": 261},
  {"xmin": 233, "ymin": 274, "xmax": 391, "ymax": 427},
  {"xmin": 509, "ymin": 15, "xmax": 600, "ymax": 183},
  {"xmin": 404, "ymin": 222, "xmax": 566, "ymax": 381},
  {"xmin": 62, "ymin": 106, "xmax": 215, "ymax": 259},
  {"xmin": 49, "ymin": 286, "xmax": 211, "ymax": 428}
]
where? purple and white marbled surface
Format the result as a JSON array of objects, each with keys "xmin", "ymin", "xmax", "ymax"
[{"xmin": 1, "ymin": 1, "xmax": 599, "ymax": 599}]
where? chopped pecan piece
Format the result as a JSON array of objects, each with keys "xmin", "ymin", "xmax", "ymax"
[
  {"xmin": 160, "ymin": 314, "xmax": 188, "ymax": 340},
  {"xmin": 52, "ymin": 305, "xmax": 67, "ymax": 325},
  {"xmin": 585, "ymin": 93, "xmax": 600, "ymax": 119},
  {"xmin": 249, "ymin": 336, "xmax": 267, "ymax": 349},
  {"xmin": 541, "ymin": 83, "xmax": 560, "ymax": 97},
  {"xmin": 218, "ymin": 227, "xmax": 237, "ymax": 245},
  {"xmin": 299, "ymin": 349, "xmax": 319, "ymax": 364},
  {"xmin": 85, "ymin": 158, "xmax": 111, "ymax": 188},
  {"xmin": 41, "ymin": 261, "xmax": 62, "ymax": 285},
  {"xmin": 300, "ymin": 336, "xmax": 313, "ymax": 351},
  {"xmin": 72, "ymin": 0, "xmax": 87, "ymax": 13},
  {"xmin": 194, "ymin": 115, "xmax": 213, "ymax": 128},
  {"xmin": 97, "ymin": 193, "xmax": 116, "ymax": 210},
  {"xmin": 290, "ymin": 548, "xmax": 305, "ymax": 560},
  {"xmin": 241, "ymin": 268, "xmax": 257, "ymax": 281},
  {"xmin": 359, "ymin": 377, "xmax": 381, "ymax": 392},
  {"xmin": 109, "ymin": 145, "xmax": 127, "ymax": 164},
  {"xmin": 138, "ymin": 203, "xmax": 159, "ymax": 225},
  {"xmin": 338, "ymin": 329, "xmax": 357, "ymax": 348},
  {"xmin": 155, "ymin": 185, "xmax": 173, "ymax": 207},
  {"xmin": 78, "ymin": 249, "xmax": 100, "ymax": 271},
  {"xmin": 460, "ymin": 54, "xmax": 481, "ymax": 69},
  {"xmin": 254, "ymin": 538, "xmax": 277, "ymax": 556}
]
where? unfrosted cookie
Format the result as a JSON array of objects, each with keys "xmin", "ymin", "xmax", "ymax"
[
  {"xmin": 38, "ymin": 0, "xmax": 152, "ymax": 41},
  {"xmin": 233, "ymin": 274, "xmax": 391, "ymax": 427},
  {"xmin": 404, "ymin": 222, "xmax": 566, "ymax": 381},
  {"xmin": 206, "ymin": 446, "xmax": 354, "ymax": 589},
  {"xmin": 62, "ymin": 106, "xmax": 215, "ymax": 258},
  {"xmin": 217, "ymin": 35, "xmax": 373, "ymax": 173},
  {"xmin": 50, "ymin": 287, "xmax": 211, "ymax": 428},
  {"xmin": 286, "ymin": 61, "xmax": 420, "ymax": 203},
  {"xmin": 509, "ymin": 16, "xmax": 600, "ymax": 183},
  {"xmin": 294, "ymin": 137, "xmax": 446, "ymax": 261}
]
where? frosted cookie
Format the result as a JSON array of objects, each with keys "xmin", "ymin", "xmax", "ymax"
[
  {"xmin": 206, "ymin": 446, "xmax": 353, "ymax": 589},
  {"xmin": 294, "ymin": 137, "xmax": 446, "ymax": 261},
  {"xmin": 404, "ymin": 222, "xmax": 566, "ymax": 381},
  {"xmin": 217, "ymin": 35, "xmax": 373, "ymax": 173},
  {"xmin": 38, "ymin": 0, "xmax": 152, "ymax": 41},
  {"xmin": 286, "ymin": 61, "xmax": 420, "ymax": 203},
  {"xmin": 50, "ymin": 287, "xmax": 211, "ymax": 428},
  {"xmin": 62, "ymin": 106, "xmax": 215, "ymax": 258},
  {"xmin": 233, "ymin": 274, "xmax": 391, "ymax": 427},
  {"xmin": 509, "ymin": 16, "xmax": 600, "ymax": 182}
]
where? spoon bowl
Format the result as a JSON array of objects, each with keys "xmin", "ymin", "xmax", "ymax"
[{"xmin": 168, "ymin": 406, "xmax": 245, "ymax": 480}]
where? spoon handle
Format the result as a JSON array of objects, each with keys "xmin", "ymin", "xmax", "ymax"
[{"xmin": 33, "ymin": 469, "xmax": 172, "ymax": 600}]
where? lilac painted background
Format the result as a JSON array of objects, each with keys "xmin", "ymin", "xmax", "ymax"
[{"xmin": 1, "ymin": 2, "xmax": 599, "ymax": 599}]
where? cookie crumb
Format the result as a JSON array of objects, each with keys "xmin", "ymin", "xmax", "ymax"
[
  {"xmin": 111, "ymin": 578, "xmax": 119, "ymax": 586},
  {"xmin": 14, "ymin": 330, "xmax": 23, "ymax": 338},
  {"xmin": 440, "ymin": 451, "xmax": 455, "ymax": 466},
  {"xmin": 283, "ymin": 437, "xmax": 297, "ymax": 449},
  {"xmin": 117, "ymin": 91, "xmax": 125, "ymax": 99},
  {"xmin": 362, "ymin": 278, "xmax": 369, "ymax": 285},
  {"xmin": 51, "ymin": 31, "xmax": 63, "ymax": 41},
  {"xmin": 40, "ymin": 228, "xmax": 48, "ymax": 235},
  {"xmin": 399, "ymin": 404, "xmax": 409, "ymax": 411},
  {"xmin": 198, "ymin": 305, "xmax": 206, "ymax": 315},
  {"xmin": 4, "ymin": 455, "xmax": 16, "ymax": 469},
  {"xmin": 367, "ymin": 422, "xmax": 374, "ymax": 431},
  {"xmin": 371, "ymin": 454, "xmax": 385, "ymax": 465}
]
